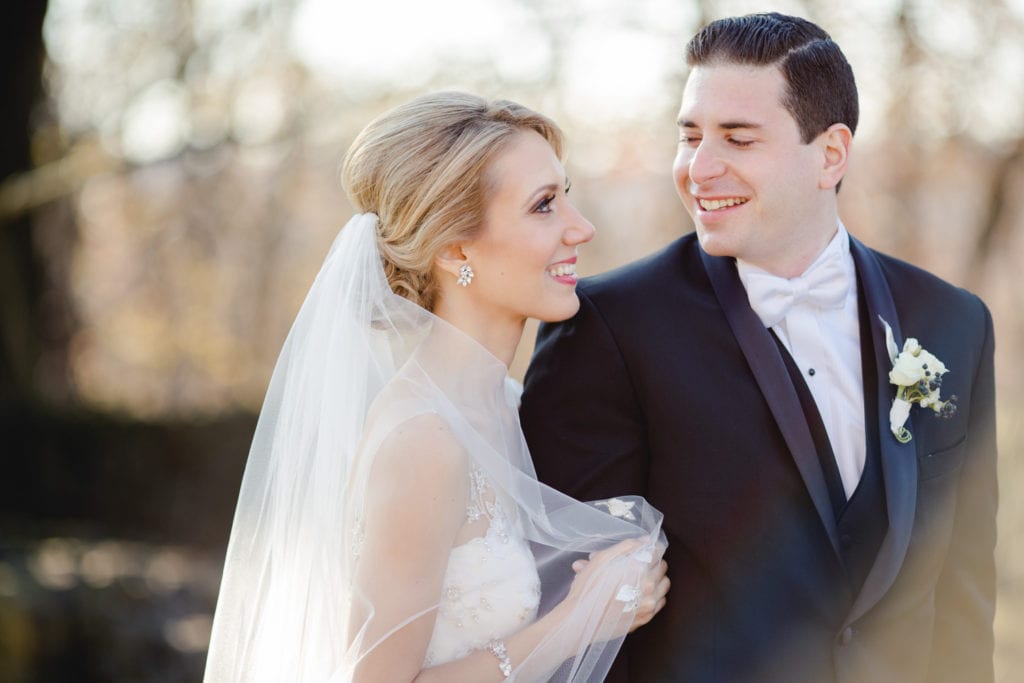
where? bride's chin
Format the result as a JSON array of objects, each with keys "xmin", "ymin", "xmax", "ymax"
[{"xmin": 536, "ymin": 298, "xmax": 581, "ymax": 324}]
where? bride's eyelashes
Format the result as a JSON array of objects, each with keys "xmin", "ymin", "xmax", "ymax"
[
  {"xmin": 533, "ymin": 194, "xmax": 556, "ymax": 213},
  {"xmin": 531, "ymin": 180, "xmax": 572, "ymax": 214}
]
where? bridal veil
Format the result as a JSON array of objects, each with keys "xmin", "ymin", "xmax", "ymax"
[{"xmin": 205, "ymin": 213, "xmax": 665, "ymax": 682}]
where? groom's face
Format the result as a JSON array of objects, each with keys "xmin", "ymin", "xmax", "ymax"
[{"xmin": 673, "ymin": 63, "xmax": 835, "ymax": 276}]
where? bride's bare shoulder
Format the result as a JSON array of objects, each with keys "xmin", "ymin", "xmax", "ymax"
[
  {"xmin": 378, "ymin": 411, "xmax": 465, "ymax": 461},
  {"xmin": 365, "ymin": 407, "xmax": 469, "ymax": 494}
]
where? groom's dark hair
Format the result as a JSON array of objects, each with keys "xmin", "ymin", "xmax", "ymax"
[{"xmin": 686, "ymin": 12, "xmax": 859, "ymax": 144}]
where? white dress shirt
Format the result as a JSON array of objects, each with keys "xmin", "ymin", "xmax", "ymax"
[{"xmin": 737, "ymin": 223, "xmax": 866, "ymax": 498}]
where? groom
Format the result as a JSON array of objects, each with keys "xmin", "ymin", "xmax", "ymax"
[{"xmin": 521, "ymin": 12, "xmax": 996, "ymax": 683}]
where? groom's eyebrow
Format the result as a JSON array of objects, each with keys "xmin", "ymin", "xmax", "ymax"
[
  {"xmin": 676, "ymin": 118, "xmax": 762, "ymax": 130},
  {"xmin": 720, "ymin": 121, "xmax": 763, "ymax": 130}
]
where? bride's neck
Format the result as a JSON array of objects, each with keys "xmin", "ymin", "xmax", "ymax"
[{"xmin": 432, "ymin": 296, "xmax": 524, "ymax": 368}]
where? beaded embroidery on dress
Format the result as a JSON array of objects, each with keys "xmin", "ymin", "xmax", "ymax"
[{"xmin": 424, "ymin": 466, "xmax": 541, "ymax": 666}]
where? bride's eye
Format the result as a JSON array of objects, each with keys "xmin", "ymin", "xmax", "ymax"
[{"xmin": 533, "ymin": 194, "xmax": 556, "ymax": 213}]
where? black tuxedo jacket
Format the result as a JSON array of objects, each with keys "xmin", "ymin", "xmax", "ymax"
[{"xmin": 520, "ymin": 233, "xmax": 996, "ymax": 683}]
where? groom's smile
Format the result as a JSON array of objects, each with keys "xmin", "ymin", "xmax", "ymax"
[{"xmin": 697, "ymin": 197, "xmax": 749, "ymax": 211}]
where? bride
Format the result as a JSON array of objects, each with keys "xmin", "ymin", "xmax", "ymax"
[{"xmin": 204, "ymin": 92, "xmax": 669, "ymax": 682}]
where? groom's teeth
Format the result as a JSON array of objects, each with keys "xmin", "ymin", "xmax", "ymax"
[{"xmin": 698, "ymin": 197, "xmax": 747, "ymax": 211}]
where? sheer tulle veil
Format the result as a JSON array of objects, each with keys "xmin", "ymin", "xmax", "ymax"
[{"xmin": 204, "ymin": 213, "xmax": 665, "ymax": 682}]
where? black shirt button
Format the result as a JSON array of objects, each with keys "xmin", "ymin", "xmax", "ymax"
[{"xmin": 808, "ymin": 368, "xmax": 816, "ymax": 376}]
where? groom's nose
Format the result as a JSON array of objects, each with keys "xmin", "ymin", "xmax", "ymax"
[{"xmin": 687, "ymin": 141, "xmax": 727, "ymax": 185}]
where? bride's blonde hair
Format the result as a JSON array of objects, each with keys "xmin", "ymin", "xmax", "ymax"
[{"xmin": 341, "ymin": 91, "xmax": 563, "ymax": 311}]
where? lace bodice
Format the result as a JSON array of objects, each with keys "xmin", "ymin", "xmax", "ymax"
[{"xmin": 424, "ymin": 466, "xmax": 540, "ymax": 667}]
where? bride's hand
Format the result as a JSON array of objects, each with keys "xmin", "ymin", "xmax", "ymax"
[
  {"xmin": 625, "ymin": 555, "xmax": 669, "ymax": 632},
  {"xmin": 566, "ymin": 538, "xmax": 670, "ymax": 636}
]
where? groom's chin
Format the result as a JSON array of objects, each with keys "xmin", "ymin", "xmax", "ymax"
[{"xmin": 694, "ymin": 230, "xmax": 735, "ymax": 258}]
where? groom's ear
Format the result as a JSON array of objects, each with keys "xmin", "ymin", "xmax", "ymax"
[
  {"xmin": 817, "ymin": 123, "xmax": 852, "ymax": 191},
  {"xmin": 434, "ymin": 242, "xmax": 470, "ymax": 279}
]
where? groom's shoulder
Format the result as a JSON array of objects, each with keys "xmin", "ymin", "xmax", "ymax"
[
  {"xmin": 868, "ymin": 244, "xmax": 987, "ymax": 312},
  {"xmin": 864, "ymin": 244, "xmax": 992, "ymax": 339},
  {"xmin": 580, "ymin": 232, "xmax": 702, "ymax": 300}
]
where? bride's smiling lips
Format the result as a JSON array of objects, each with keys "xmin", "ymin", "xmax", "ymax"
[{"xmin": 546, "ymin": 255, "xmax": 578, "ymax": 285}]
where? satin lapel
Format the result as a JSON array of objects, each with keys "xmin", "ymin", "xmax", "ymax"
[
  {"xmin": 699, "ymin": 248, "xmax": 842, "ymax": 558},
  {"xmin": 844, "ymin": 238, "xmax": 918, "ymax": 626}
]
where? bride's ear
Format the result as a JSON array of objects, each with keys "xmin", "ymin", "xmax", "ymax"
[{"xmin": 434, "ymin": 242, "xmax": 470, "ymax": 279}]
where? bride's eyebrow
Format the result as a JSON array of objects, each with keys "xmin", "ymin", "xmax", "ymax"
[{"xmin": 524, "ymin": 182, "xmax": 560, "ymax": 206}]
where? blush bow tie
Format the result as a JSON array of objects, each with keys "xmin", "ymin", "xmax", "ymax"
[{"xmin": 743, "ymin": 251, "xmax": 850, "ymax": 328}]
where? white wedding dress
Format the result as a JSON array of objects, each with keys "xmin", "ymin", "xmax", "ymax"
[
  {"xmin": 205, "ymin": 214, "xmax": 664, "ymax": 683},
  {"xmin": 424, "ymin": 463, "xmax": 541, "ymax": 666},
  {"xmin": 351, "ymin": 360, "xmax": 544, "ymax": 672}
]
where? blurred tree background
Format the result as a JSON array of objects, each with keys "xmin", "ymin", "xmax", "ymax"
[{"xmin": 1, "ymin": 0, "xmax": 1022, "ymax": 680}]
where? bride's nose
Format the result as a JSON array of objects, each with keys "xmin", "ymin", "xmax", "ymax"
[{"xmin": 564, "ymin": 204, "xmax": 596, "ymax": 245}]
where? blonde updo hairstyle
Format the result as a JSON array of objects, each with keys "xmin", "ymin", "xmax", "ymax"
[{"xmin": 341, "ymin": 92, "xmax": 563, "ymax": 311}]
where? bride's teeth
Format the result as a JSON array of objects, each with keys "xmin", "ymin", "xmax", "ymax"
[{"xmin": 549, "ymin": 263, "xmax": 576, "ymax": 277}]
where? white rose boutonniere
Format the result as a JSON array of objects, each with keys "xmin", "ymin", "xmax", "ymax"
[{"xmin": 880, "ymin": 316, "xmax": 957, "ymax": 444}]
